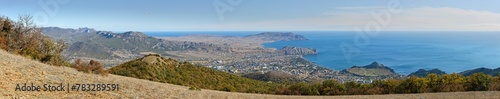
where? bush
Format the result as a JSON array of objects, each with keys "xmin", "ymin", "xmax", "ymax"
[
  {"xmin": 189, "ymin": 87, "xmax": 201, "ymax": 91},
  {"xmin": 488, "ymin": 74, "xmax": 500, "ymax": 91},
  {"xmin": 0, "ymin": 15, "xmax": 68, "ymax": 66},
  {"xmin": 72, "ymin": 59, "xmax": 108, "ymax": 76},
  {"xmin": 466, "ymin": 72, "xmax": 492, "ymax": 91}
]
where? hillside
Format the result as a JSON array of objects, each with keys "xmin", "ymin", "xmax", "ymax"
[
  {"xmin": 43, "ymin": 27, "xmax": 220, "ymax": 66},
  {"xmin": 460, "ymin": 67, "xmax": 500, "ymax": 76},
  {"xmin": 108, "ymin": 54, "xmax": 278, "ymax": 93},
  {"xmin": 279, "ymin": 46, "xmax": 318, "ymax": 55},
  {"xmin": 409, "ymin": 69, "xmax": 447, "ymax": 77},
  {"xmin": 2, "ymin": 50, "xmax": 500, "ymax": 98},
  {"xmin": 243, "ymin": 71, "xmax": 300, "ymax": 83},
  {"xmin": 344, "ymin": 62, "xmax": 399, "ymax": 77}
]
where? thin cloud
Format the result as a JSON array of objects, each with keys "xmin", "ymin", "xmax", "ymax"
[
  {"xmin": 194, "ymin": 7, "xmax": 500, "ymax": 31},
  {"xmin": 335, "ymin": 6, "xmax": 386, "ymax": 10}
]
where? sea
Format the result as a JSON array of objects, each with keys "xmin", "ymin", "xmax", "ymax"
[{"xmin": 145, "ymin": 31, "xmax": 500, "ymax": 75}]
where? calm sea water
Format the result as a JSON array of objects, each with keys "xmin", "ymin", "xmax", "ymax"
[{"xmin": 147, "ymin": 31, "xmax": 500, "ymax": 75}]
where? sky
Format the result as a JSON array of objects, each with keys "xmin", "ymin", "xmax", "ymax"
[{"xmin": 1, "ymin": 0, "xmax": 499, "ymax": 31}]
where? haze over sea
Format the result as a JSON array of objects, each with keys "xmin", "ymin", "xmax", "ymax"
[{"xmin": 146, "ymin": 31, "xmax": 500, "ymax": 75}]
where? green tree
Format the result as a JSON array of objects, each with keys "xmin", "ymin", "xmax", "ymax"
[
  {"xmin": 437, "ymin": 73, "xmax": 466, "ymax": 92},
  {"xmin": 398, "ymin": 75, "xmax": 428, "ymax": 93},
  {"xmin": 488, "ymin": 74, "xmax": 500, "ymax": 91},
  {"xmin": 345, "ymin": 81, "xmax": 362, "ymax": 95},
  {"xmin": 425, "ymin": 73, "xmax": 440, "ymax": 92},
  {"xmin": 466, "ymin": 72, "xmax": 492, "ymax": 91},
  {"xmin": 320, "ymin": 80, "xmax": 346, "ymax": 95},
  {"xmin": 0, "ymin": 15, "xmax": 67, "ymax": 66},
  {"xmin": 381, "ymin": 79, "xmax": 400, "ymax": 94}
]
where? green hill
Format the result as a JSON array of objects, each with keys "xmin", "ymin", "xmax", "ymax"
[
  {"xmin": 108, "ymin": 54, "xmax": 279, "ymax": 93},
  {"xmin": 460, "ymin": 67, "xmax": 500, "ymax": 76},
  {"xmin": 344, "ymin": 62, "xmax": 399, "ymax": 77},
  {"xmin": 409, "ymin": 69, "xmax": 447, "ymax": 77}
]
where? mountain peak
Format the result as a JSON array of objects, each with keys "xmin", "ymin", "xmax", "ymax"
[
  {"xmin": 122, "ymin": 31, "xmax": 148, "ymax": 38},
  {"xmin": 364, "ymin": 61, "xmax": 385, "ymax": 68},
  {"xmin": 370, "ymin": 61, "xmax": 381, "ymax": 66}
]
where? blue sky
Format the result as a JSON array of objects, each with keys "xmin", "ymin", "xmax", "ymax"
[{"xmin": 1, "ymin": 0, "xmax": 499, "ymax": 31}]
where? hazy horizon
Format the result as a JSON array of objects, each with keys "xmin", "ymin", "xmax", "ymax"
[{"xmin": 2, "ymin": 0, "xmax": 500, "ymax": 31}]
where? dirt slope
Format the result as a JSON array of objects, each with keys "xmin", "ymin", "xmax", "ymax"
[{"xmin": 1, "ymin": 50, "xmax": 500, "ymax": 99}]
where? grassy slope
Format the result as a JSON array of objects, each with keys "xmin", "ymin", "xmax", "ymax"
[
  {"xmin": 347, "ymin": 68, "xmax": 395, "ymax": 76},
  {"xmin": 1, "ymin": 50, "xmax": 500, "ymax": 98},
  {"xmin": 108, "ymin": 54, "xmax": 278, "ymax": 93}
]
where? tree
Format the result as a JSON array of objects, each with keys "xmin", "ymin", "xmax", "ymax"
[
  {"xmin": 398, "ymin": 75, "xmax": 428, "ymax": 93},
  {"xmin": 488, "ymin": 74, "xmax": 500, "ymax": 91},
  {"xmin": 436, "ymin": 73, "xmax": 465, "ymax": 92},
  {"xmin": 381, "ymin": 79, "xmax": 400, "ymax": 94},
  {"xmin": 320, "ymin": 80, "xmax": 345, "ymax": 95},
  {"xmin": 466, "ymin": 72, "xmax": 492, "ymax": 91},
  {"xmin": 0, "ymin": 15, "xmax": 68, "ymax": 66},
  {"xmin": 344, "ymin": 81, "xmax": 362, "ymax": 95},
  {"xmin": 0, "ymin": 17, "xmax": 5, "ymax": 49},
  {"xmin": 426, "ymin": 73, "xmax": 440, "ymax": 92}
]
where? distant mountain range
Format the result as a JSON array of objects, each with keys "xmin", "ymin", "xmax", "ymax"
[
  {"xmin": 244, "ymin": 32, "xmax": 309, "ymax": 41},
  {"xmin": 41, "ymin": 27, "xmax": 315, "ymax": 67},
  {"xmin": 42, "ymin": 27, "xmax": 224, "ymax": 66}
]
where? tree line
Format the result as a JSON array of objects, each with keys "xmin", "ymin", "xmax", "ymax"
[{"xmin": 275, "ymin": 73, "xmax": 500, "ymax": 95}]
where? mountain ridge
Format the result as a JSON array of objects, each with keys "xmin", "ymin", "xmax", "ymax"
[{"xmin": 459, "ymin": 67, "xmax": 500, "ymax": 76}]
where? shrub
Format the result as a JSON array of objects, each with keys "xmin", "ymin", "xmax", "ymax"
[
  {"xmin": 72, "ymin": 59, "xmax": 108, "ymax": 76},
  {"xmin": 189, "ymin": 87, "xmax": 201, "ymax": 91},
  {"xmin": 466, "ymin": 72, "xmax": 492, "ymax": 91},
  {"xmin": 398, "ymin": 75, "xmax": 428, "ymax": 93},
  {"xmin": 0, "ymin": 15, "xmax": 68, "ymax": 66},
  {"xmin": 488, "ymin": 74, "xmax": 500, "ymax": 91}
]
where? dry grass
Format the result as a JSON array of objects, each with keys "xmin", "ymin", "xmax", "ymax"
[{"xmin": 1, "ymin": 49, "xmax": 500, "ymax": 99}]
